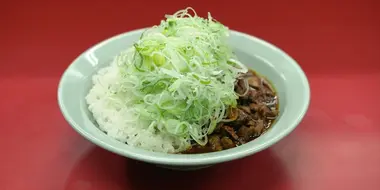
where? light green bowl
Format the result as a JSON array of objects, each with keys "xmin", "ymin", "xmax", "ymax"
[{"xmin": 58, "ymin": 29, "xmax": 310, "ymax": 170}]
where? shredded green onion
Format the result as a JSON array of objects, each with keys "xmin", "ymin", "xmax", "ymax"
[{"xmin": 114, "ymin": 7, "xmax": 247, "ymax": 146}]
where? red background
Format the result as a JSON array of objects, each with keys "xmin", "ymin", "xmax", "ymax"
[{"xmin": 1, "ymin": 0, "xmax": 379, "ymax": 190}]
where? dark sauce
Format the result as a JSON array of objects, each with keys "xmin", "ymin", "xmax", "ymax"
[{"xmin": 181, "ymin": 69, "xmax": 279, "ymax": 154}]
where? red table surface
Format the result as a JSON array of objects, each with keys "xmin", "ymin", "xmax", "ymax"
[{"xmin": 1, "ymin": 0, "xmax": 380, "ymax": 189}]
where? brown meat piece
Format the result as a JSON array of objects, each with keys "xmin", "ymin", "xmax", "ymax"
[
  {"xmin": 239, "ymin": 105, "xmax": 251, "ymax": 114},
  {"xmin": 258, "ymin": 104, "xmax": 278, "ymax": 118},
  {"xmin": 236, "ymin": 108, "xmax": 251, "ymax": 123},
  {"xmin": 208, "ymin": 135, "xmax": 223, "ymax": 151},
  {"xmin": 254, "ymin": 119, "xmax": 265, "ymax": 134},
  {"xmin": 248, "ymin": 88, "xmax": 257, "ymax": 98},
  {"xmin": 248, "ymin": 89, "xmax": 262, "ymax": 103},
  {"xmin": 264, "ymin": 88, "xmax": 275, "ymax": 96},
  {"xmin": 266, "ymin": 109, "xmax": 278, "ymax": 118},
  {"xmin": 221, "ymin": 137, "xmax": 235, "ymax": 149},
  {"xmin": 251, "ymin": 91, "xmax": 265, "ymax": 103},
  {"xmin": 183, "ymin": 145, "xmax": 214, "ymax": 154},
  {"xmin": 247, "ymin": 76, "xmax": 261, "ymax": 88},
  {"xmin": 249, "ymin": 103, "xmax": 260, "ymax": 112},
  {"xmin": 252, "ymin": 112, "xmax": 260, "ymax": 120},
  {"xmin": 247, "ymin": 119, "xmax": 256, "ymax": 126},
  {"xmin": 237, "ymin": 125, "xmax": 256, "ymax": 141},
  {"xmin": 222, "ymin": 125, "xmax": 239, "ymax": 140},
  {"xmin": 258, "ymin": 104, "xmax": 271, "ymax": 116}
]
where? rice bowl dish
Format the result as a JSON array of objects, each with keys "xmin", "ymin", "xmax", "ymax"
[
  {"xmin": 85, "ymin": 8, "xmax": 279, "ymax": 154},
  {"xmin": 58, "ymin": 7, "xmax": 309, "ymax": 168}
]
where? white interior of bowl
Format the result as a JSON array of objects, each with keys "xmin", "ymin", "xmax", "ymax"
[{"xmin": 58, "ymin": 29, "xmax": 310, "ymax": 166}]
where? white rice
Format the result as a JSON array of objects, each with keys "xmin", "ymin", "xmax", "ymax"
[{"xmin": 85, "ymin": 61, "xmax": 189, "ymax": 153}]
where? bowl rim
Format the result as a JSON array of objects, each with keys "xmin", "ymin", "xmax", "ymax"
[{"xmin": 58, "ymin": 28, "xmax": 310, "ymax": 166}]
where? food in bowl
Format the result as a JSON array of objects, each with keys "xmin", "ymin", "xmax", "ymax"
[
  {"xmin": 85, "ymin": 7, "xmax": 278, "ymax": 154},
  {"xmin": 183, "ymin": 69, "xmax": 278, "ymax": 154}
]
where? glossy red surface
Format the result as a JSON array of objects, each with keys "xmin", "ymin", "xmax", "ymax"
[{"xmin": 1, "ymin": 0, "xmax": 379, "ymax": 189}]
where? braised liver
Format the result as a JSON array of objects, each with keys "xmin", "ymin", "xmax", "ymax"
[{"xmin": 182, "ymin": 70, "xmax": 279, "ymax": 154}]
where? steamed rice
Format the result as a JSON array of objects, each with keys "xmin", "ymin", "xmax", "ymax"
[{"xmin": 85, "ymin": 61, "xmax": 190, "ymax": 153}]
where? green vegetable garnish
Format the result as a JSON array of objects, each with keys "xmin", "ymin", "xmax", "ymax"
[{"xmin": 114, "ymin": 7, "xmax": 247, "ymax": 147}]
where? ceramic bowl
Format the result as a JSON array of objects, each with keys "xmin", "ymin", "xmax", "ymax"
[{"xmin": 58, "ymin": 28, "xmax": 310, "ymax": 170}]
